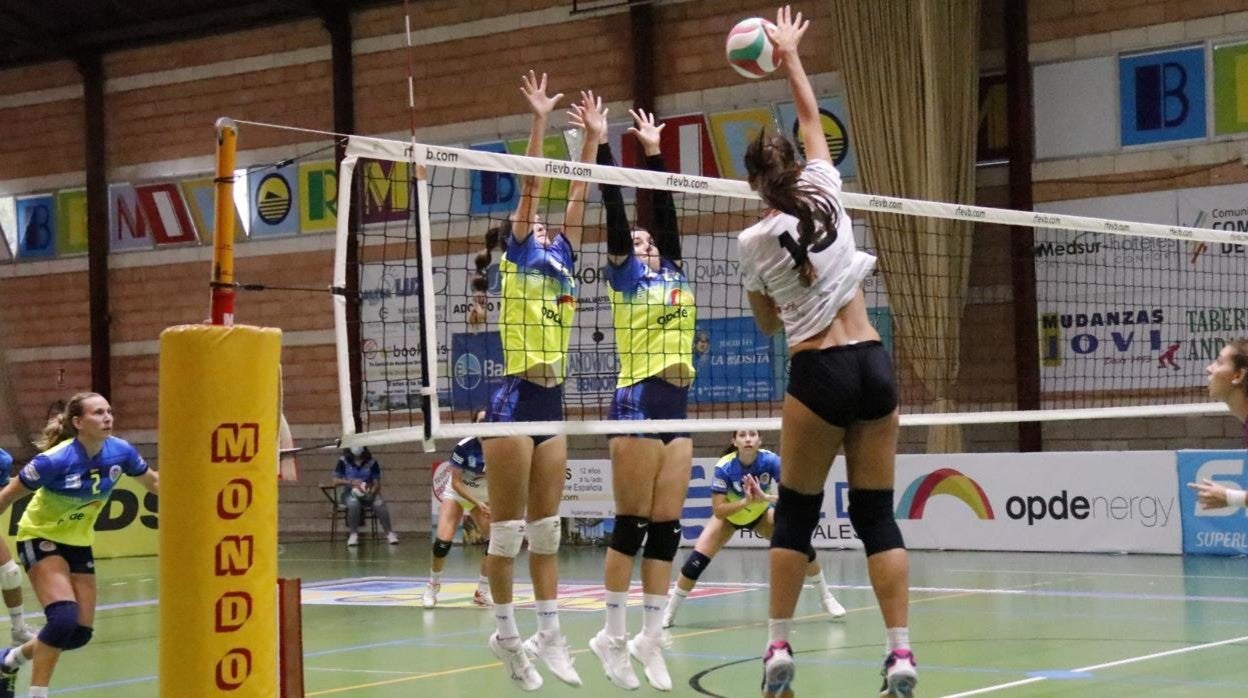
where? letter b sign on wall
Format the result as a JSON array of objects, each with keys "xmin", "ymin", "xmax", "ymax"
[{"xmin": 1120, "ymin": 46, "xmax": 1207, "ymax": 147}]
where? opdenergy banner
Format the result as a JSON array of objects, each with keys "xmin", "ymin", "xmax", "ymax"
[{"xmin": 431, "ymin": 451, "xmax": 1185, "ymax": 555}]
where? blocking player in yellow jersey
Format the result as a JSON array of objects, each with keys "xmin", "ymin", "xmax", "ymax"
[{"xmin": 663, "ymin": 430, "xmax": 845, "ymax": 630}]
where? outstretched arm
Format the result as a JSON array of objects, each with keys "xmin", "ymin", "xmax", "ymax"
[
  {"xmin": 512, "ymin": 70, "xmax": 563, "ymax": 243},
  {"xmin": 630, "ymin": 108, "xmax": 682, "ymax": 263},
  {"xmin": 766, "ymin": 6, "xmax": 828, "ymax": 163},
  {"xmin": 596, "ymin": 131, "xmax": 634, "ymax": 265},
  {"xmin": 564, "ymin": 90, "xmax": 608, "ymax": 248}
]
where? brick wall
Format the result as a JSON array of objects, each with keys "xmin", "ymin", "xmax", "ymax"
[{"xmin": 1, "ymin": 1, "xmax": 1245, "ymax": 539}]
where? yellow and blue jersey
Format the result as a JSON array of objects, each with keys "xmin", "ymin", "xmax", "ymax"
[
  {"xmin": 498, "ymin": 230, "xmax": 577, "ymax": 381},
  {"xmin": 606, "ymin": 257, "xmax": 696, "ymax": 387},
  {"xmin": 450, "ymin": 437, "xmax": 485, "ymax": 480},
  {"xmin": 711, "ymin": 449, "xmax": 780, "ymax": 526},
  {"xmin": 333, "ymin": 457, "xmax": 381, "ymax": 485},
  {"xmin": 17, "ymin": 437, "xmax": 149, "ymax": 547}
]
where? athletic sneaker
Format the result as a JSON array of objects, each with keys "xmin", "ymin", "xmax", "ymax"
[
  {"xmin": 879, "ymin": 649, "xmax": 917, "ymax": 697},
  {"xmin": 472, "ymin": 589, "xmax": 494, "ymax": 607},
  {"xmin": 589, "ymin": 629, "xmax": 639, "ymax": 690},
  {"xmin": 422, "ymin": 582, "xmax": 440, "ymax": 609},
  {"xmin": 0, "ymin": 649, "xmax": 17, "ymax": 698},
  {"xmin": 386, "ymin": 531, "xmax": 400, "ymax": 545},
  {"xmin": 627, "ymin": 632, "xmax": 672, "ymax": 691},
  {"xmin": 522, "ymin": 630, "xmax": 582, "ymax": 687},
  {"xmin": 760, "ymin": 641, "xmax": 795, "ymax": 698},
  {"xmin": 346, "ymin": 533, "xmax": 359, "ymax": 547},
  {"xmin": 661, "ymin": 597, "xmax": 678, "ymax": 629},
  {"xmin": 489, "ymin": 632, "xmax": 542, "ymax": 691},
  {"xmin": 820, "ymin": 592, "xmax": 847, "ymax": 620},
  {"xmin": 9, "ymin": 624, "xmax": 34, "ymax": 645}
]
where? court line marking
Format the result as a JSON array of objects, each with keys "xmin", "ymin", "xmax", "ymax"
[
  {"xmin": 942, "ymin": 633, "xmax": 1248, "ymax": 697},
  {"xmin": 947, "ymin": 567, "xmax": 1248, "ymax": 581}
]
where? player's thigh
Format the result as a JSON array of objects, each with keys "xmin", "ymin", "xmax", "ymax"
[
  {"xmin": 484, "ymin": 435, "xmax": 535, "ymax": 521},
  {"xmin": 609, "ymin": 436, "xmax": 663, "ymax": 517},
  {"xmin": 754, "ymin": 509, "xmax": 776, "ymax": 539},
  {"xmin": 694, "ymin": 515, "xmax": 737, "ymax": 557},
  {"xmin": 650, "ymin": 437, "xmax": 692, "ymax": 521},
  {"xmin": 436, "ymin": 499, "xmax": 465, "ymax": 539},
  {"xmin": 26, "ymin": 556, "xmax": 74, "ymax": 608},
  {"xmin": 527, "ymin": 434, "xmax": 567, "ymax": 520},
  {"xmin": 779, "ymin": 393, "xmax": 846, "ymax": 494},
  {"xmin": 69, "ymin": 573, "xmax": 96, "ymax": 626},
  {"xmin": 843, "ymin": 408, "xmax": 900, "ymax": 490}
]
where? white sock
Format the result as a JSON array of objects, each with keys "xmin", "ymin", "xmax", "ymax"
[
  {"xmin": 807, "ymin": 569, "xmax": 830, "ymax": 597},
  {"xmin": 477, "ymin": 574, "xmax": 490, "ymax": 591},
  {"xmin": 429, "ymin": 570, "xmax": 442, "ymax": 585},
  {"xmin": 27, "ymin": 687, "xmax": 47, "ymax": 698},
  {"xmin": 535, "ymin": 599, "xmax": 560, "ymax": 635},
  {"xmin": 768, "ymin": 618, "xmax": 792, "ymax": 645},
  {"xmin": 886, "ymin": 627, "xmax": 910, "ymax": 652},
  {"xmin": 667, "ymin": 587, "xmax": 687, "ymax": 615},
  {"xmin": 7, "ymin": 604, "xmax": 23, "ymax": 629},
  {"xmin": 3, "ymin": 646, "xmax": 29, "ymax": 670},
  {"xmin": 642, "ymin": 594, "xmax": 665, "ymax": 637},
  {"xmin": 494, "ymin": 603, "xmax": 520, "ymax": 645},
  {"xmin": 605, "ymin": 590, "xmax": 628, "ymax": 638}
]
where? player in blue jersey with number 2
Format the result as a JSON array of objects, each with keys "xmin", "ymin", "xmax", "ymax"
[
  {"xmin": 663, "ymin": 430, "xmax": 844, "ymax": 629},
  {"xmin": 0, "ymin": 393, "xmax": 159, "ymax": 698}
]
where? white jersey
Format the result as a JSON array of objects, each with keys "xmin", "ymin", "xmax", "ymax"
[{"xmin": 737, "ymin": 159, "xmax": 876, "ymax": 344}]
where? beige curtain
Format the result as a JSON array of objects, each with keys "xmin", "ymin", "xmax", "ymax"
[{"xmin": 829, "ymin": 0, "xmax": 980, "ymax": 452}]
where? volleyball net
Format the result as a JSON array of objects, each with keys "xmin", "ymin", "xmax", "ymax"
[{"xmin": 331, "ymin": 132, "xmax": 1246, "ymax": 447}]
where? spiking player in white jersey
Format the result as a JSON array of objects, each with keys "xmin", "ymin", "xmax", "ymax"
[
  {"xmin": 424, "ymin": 411, "xmax": 493, "ymax": 609},
  {"xmin": 736, "ymin": 8, "xmax": 914, "ymax": 697}
]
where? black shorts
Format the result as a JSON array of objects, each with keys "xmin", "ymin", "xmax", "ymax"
[
  {"xmin": 485, "ymin": 376, "xmax": 564, "ymax": 446},
  {"xmin": 787, "ymin": 341, "xmax": 897, "ymax": 428},
  {"xmin": 18, "ymin": 538, "xmax": 95, "ymax": 575}
]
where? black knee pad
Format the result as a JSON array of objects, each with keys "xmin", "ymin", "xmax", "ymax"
[
  {"xmin": 432, "ymin": 538, "xmax": 453, "ymax": 559},
  {"xmin": 38, "ymin": 600, "xmax": 79, "ymax": 649},
  {"xmin": 806, "ymin": 546, "xmax": 816, "ymax": 563},
  {"xmin": 680, "ymin": 550, "xmax": 712, "ymax": 581},
  {"xmin": 770, "ymin": 485, "xmax": 823, "ymax": 554},
  {"xmin": 62, "ymin": 625, "xmax": 93, "ymax": 651},
  {"xmin": 848, "ymin": 488, "xmax": 905, "ymax": 557},
  {"xmin": 642, "ymin": 520, "xmax": 681, "ymax": 562},
  {"xmin": 609, "ymin": 515, "xmax": 649, "ymax": 556}
]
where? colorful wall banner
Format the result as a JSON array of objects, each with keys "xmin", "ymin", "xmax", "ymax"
[
  {"xmin": 136, "ymin": 183, "xmax": 198, "ymax": 246},
  {"xmin": 55, "ymin": 189, "xmax": 88, "ymax": 255},
  {"xmin": 505, "ymin": 134, "xmax": 571, "ymax": 209},
  {"xmin": 15, "ymin": 195, "xmax": 55, "ymax": 258},
  {"xmin": 359, "ymin": 159, "xmax": 412, "ymax": 225},
  {"xmin": 1212, "ymin": 41, "xmax": 1248, "ymax": 136},
  {"xmin": 707, "ymin": 108, "xmax": 776, "ymax": 180},
  {"xmin": 0, "ymin": 197, "xmax": 14, "ymax": 261},
  {"xmin": 181, "ymin": 177, "xmax": 244, "ymax": 244},
  {"xmin": 299, "ymin": 160, "xmax": 338, "ymax": 233},
  {"xmin": 1034, "ymin": 56, "xmax": 1118, "ymax": 159},
  {"xmin": 248, "ymin": 163, "xmax": 299, "ymax": 237},
  {"xmin": 468, "ymin": 141, "xmax": 518, "ymax": 216},
  {"xmin": 109, "ymin": 184, "xmax": 155, "ymax": 251},
  {"xmin": 3, "ymin": 474, "xmax": 158, "ymax": 560},
  {"xmin": 773, "ymin": 96, "xmax": 856, "ymax": 178},
  {"xmin": 1119, "ymin": 46, "xmax": 1207, "ymax": 146}
]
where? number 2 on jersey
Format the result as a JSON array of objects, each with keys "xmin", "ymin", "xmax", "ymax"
[{"xmin": 89, "ymin": 471, "xmax": 101, "ymax": 495}]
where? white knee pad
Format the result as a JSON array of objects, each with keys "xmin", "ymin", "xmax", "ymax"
[
  {"xmin": 0, "ymin": 560, "xmax": 20, "ymax": 590},
  {"xmin": 488, "ymin": 520, "xmax": 525, "ymax": 558},
  {"xmin": 525, "ymin": 515, "xmax": 561, "ymax": 555}
]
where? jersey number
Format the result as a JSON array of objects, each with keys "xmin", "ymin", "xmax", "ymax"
[
  {"xmin": 89, "ymin": 471, "xmax": 101, "ymax": 495},
  {"xmin": 777, "ymin": 229, "xmax": 834, "ymax": 270}
]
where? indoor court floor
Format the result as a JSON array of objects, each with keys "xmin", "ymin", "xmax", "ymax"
[{"xmin": 20, "ymin": 542, "xmax": 1248, "ymax": 696}]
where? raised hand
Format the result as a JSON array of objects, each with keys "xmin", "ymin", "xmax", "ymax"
[
  {"xmin": 520, "ymin": 70, "xmax": 563, "ymax": 118},
  {"xmin": 567, "ymin": 90, "xmax": 608, "ymax": 141},
  {"xmin": 1187, "ymin": 478, "xmax": 1233, "ymax": 509},
  {"xmin": 765, "ymin": 5, "xmax": 810, "ymax": 62},
  {"xmin": 627, "ymin": 108, "xmax": 666, "ymax": 157}
]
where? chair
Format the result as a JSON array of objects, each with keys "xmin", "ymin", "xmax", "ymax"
[{"xmin": 320, "ymin": 484, "xmax": 379, "ymax": 543}]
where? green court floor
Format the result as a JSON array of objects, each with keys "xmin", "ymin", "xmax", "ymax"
[{"xmin": 13, "ymin": 542, "xmax": 1248, "ymax": 696}]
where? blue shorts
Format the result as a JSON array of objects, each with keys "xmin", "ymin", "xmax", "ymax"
[
  {"xmin": 608, "ymin": 376, "xmax": 690, "ymax": 444},
  {"xmin": 18, "ymin": 538, "xmax": 95, "ymax": 575},
  {"xmin": 486, "ymin": 376, "xmax": 563, "ymax": 446}
]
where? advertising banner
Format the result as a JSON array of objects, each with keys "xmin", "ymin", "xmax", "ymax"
[{"xmin": 1176, "ymin": 449, "xmax": 1248, "ymax": 555}]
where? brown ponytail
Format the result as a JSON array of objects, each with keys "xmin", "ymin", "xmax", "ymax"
[
  {"xmin": 469, "ymin": 222, "xmax": 507, "ymax": 326},
  {"xmin": 744, "ymin": 130, "xmax": 839, "ymax": 287},
  {"xmin": 36, "ymin": 391, "xmax": 100, "ymax": 451}
]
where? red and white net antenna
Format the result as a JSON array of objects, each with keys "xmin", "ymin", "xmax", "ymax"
[{"xmin": 403, "ymin": 0, "xmax": 420, "ymax": 152}]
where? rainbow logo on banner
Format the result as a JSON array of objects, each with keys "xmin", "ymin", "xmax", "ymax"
[{"xmin": 896, "ymin": 468, "xmax": 994, "ymax": 519}]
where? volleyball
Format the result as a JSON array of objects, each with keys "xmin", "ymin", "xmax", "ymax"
[
  {"xmin": 351, "ymin": 484, "xmax": 370, "ymax": 500},
  {"xmin": 726, "ymin": 17, "xmax": 778, "ymax": 79}
]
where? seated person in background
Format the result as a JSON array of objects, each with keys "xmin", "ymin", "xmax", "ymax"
[{"xmin": 333, "ymin": 446, "xmax": 399, "ymax": 547}]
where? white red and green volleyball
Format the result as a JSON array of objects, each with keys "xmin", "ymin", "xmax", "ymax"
[{"xmin": 725, "ymin": 17, "xmax": 778, "ymax": 79}]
